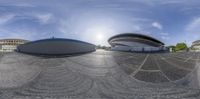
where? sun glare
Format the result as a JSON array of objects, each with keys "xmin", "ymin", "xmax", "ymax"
[
  {"xmin": 84, "ymin": 26, "xmax": 112, "ymax": 45},
  {"xmin": 96, "ymin": 33, "xmax": 104, "ymax": 40}
]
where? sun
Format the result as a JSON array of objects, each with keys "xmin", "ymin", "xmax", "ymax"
[
  {"xmin": 84, "ymin": 26, "xmax": 110, "ymax": 45},
  {"xmin": 96, "ymin": 33, "xmax": 104, "ymax": 40}
]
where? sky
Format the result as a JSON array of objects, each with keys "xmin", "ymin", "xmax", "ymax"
[{"xmin": 0, "ymin": 0, "xmax": 200, "ymax": 46}]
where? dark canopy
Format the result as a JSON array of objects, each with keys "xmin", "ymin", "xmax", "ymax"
[{"xmin": 108, "ymin": 33, "xmax": 164, "ymax": 47}]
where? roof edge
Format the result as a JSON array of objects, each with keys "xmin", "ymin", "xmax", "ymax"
[
  {"xmin": 22, "ymin": 38, "xmax": 95, "ymax": 46},
  {"xmin": 108, "ymin": 33, "xmax": 164, "ymax": 45}
]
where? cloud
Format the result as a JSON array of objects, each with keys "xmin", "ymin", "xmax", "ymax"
[
  {"xmin": 0, "ymin": 14, "xmax": 15, "ymax": 25},
  {"xmin": 152, "ymin": 22, "xmax": 163, "ymax": 30},
  {"xmin": 1, "ymin": 2, "xmax": 36, "ymax": 7},
  {"xmin": 185, "ymin": 17, "xmax": 200, "ymax": 43},
  {"xmin": 158, "ymin": 32, "xmax": 170, "ymax": 40},
  {"xmin": 161, "ymin": 36, "xmax": 170, "ymax": 40},
  {"xmin": 13, "ymin": 3, "xmax": 35, "ymax": 7},
  {"xmin": 160, "ymin": 32, "xmax": 169, "ymax": 36},
  {"xmin": 35, "ymin": 13, "xmax": 53, "ymax": 24},
  {"xmin": 0, "ymin": 0, "xmax": 199, "ymax": 46},
  {"xmin": 134, "ymin": 0, "xmax": 198, "ymax": 6},
  {"xmin": 186, "ymin": 17, "xmax": 200, "ymax": 34}
]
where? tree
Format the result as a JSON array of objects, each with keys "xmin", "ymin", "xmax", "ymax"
[{"xmin": 175, "ymin": 43, "xmax": 188, "ymax": 51}]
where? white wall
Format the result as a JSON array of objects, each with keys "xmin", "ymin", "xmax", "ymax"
[
  {"xmin": 0, "ymin": 45, "xmax": 17, "ymax": 52},
  {"xmin": 111, "ymin": 45, "xmax": 162, "ymax": 52},
  {"xmin": 111, "ymin": 46, "xmax": 131, "ymax": 51}
]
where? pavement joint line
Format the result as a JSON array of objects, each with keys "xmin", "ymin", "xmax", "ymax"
[
  {"xmin": 139, "ymin": 69, "xmax": 160, "ymax": 72},
  {"xmin": 170, "ymin": 56, "xmax": 193, "ymax": 63},
  {"xmin": 160, "ymin": 56, "xmax": 192, "ymax": 71},
  {"xmin": 156, "ymin": 54, "xmax": 172, "ymax": 82},
  {"xmin": 174, "ymin": 56, "xmax": 200, "ymax": 61},
  {"xmin": 173, "ymin": 56, "xmax": 188, "ymax": 60},
  {"xmin": 130, "ymin": 54, "xmax": 149, "ymax": 77},
  {"xmin": 184, "ymin": 56, "xmax": 192, "ymax": 62},
  {"xmin": 160, "ymin": 54, "xmax": 196, "ymax": 68}
]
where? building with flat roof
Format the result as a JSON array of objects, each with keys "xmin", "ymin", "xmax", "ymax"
[
  {"xmin": 191, "ymin": 40, "xmax": 200, "ymax": 52},
  {"xmin": 17, "ymin": 38, "xmax": 96, "ymax": 55},
  {"xmin": 0, "ymin": 39, "xmax": 29, "ymax": 52},
  {"xmin": 108, "ymin": 33, "xmax": 165, "ymax": 52}
]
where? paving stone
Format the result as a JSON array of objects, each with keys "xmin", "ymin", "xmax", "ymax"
[
  {"xmin": 134, "ymin": 71, "xmax": 169, "ymax": 83},
  {"xmin": 0, "ymin": 51, "xmax": 199, "ymax": 98}
]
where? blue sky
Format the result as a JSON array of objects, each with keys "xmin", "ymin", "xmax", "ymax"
[{"xmin": 0, "ymin": 0, "xmax": 200, "ymax": 46}]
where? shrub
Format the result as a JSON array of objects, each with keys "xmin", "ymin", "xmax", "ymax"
[{"xmin": 175, "ymin": 43, "xmax": 188, "ymax": 51}]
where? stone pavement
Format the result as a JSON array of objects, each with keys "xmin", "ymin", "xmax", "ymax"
[{"xmin": 0, "ymin": 50, "xmax": 200, "ymax": 99}]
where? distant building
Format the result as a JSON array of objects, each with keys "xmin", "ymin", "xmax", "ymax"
[
  {"xmin": 0, "ymin": 39, "xmax": 29, "ymax": 52},
  {"xmin": 191, "ymin": 40, "xmax": 200, "ymax": 52},
  {"xmin": 108, "ymin": 33, "xmax": 165, "ymax": 52}
]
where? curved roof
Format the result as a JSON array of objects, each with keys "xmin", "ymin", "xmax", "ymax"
[
  {"xmin": 108, "ymin": 33, "xmax": 164, "ymax": 47},
  {"xmin": 17, "ymin": 38, "xmax": 95, "ymax": 56},
  {"xmin": 23, "ymin": 38, "xmax": 93, "ymax": 46}
]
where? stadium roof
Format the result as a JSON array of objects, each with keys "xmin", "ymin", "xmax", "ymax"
[
  {"xmin": 17, "ymin": 38, "xmax": 95, "ymax": 56},
  {"xmin": 108, "ymin": 33, "xmax": 164, "ymax": 47},
  {"xmin": 23, "ymin": 38, "xmax": 93, "ymax": 45}
]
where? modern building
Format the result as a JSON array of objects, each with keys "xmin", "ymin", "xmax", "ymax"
[
  {"xmin": 17, "ymin": 38, "xmax": 96, "ymax": 55},
  {"xmin": 108, "ymin": 33, "xmax": 165, "ymax": 52},
  {"xmin": 191, "ymin": 40, "xmax": 200, "ymax": 52},
  {"xmin": 0, "ymin": 39, "xmax": 29, "ymax": 52}
]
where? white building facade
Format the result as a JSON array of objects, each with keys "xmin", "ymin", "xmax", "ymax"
[
  {"xmin": 108, "ymin": 33, "xmax": 165, "ymax": 52},
  {"xmin": 0, "ymin": 39, "xmax": 29, "ymax": 52},
  {"xmin": 192, "ymin": 40, "xmax": 200, "ymax": 52}
]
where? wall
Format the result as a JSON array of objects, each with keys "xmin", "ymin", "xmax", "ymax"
[
  {"xmin": 0, "ymin": 45, "xmax": 17, "ymax": 52},
  {"xmin": 111, "ymin": 45, "xmax": 162, "ymax": 52}
]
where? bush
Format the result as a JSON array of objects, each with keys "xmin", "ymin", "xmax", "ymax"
[{"xmin": 175, "ymin": 43, "xmax": 188, "ymax": 51}]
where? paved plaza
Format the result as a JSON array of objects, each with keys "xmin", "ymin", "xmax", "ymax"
[{"xmin": 0, "ymin": 50, "xmax": 200, "ymax": 98}]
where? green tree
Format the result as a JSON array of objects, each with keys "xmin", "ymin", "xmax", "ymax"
[{"xmin": 175, "ymin": 43, "xmax": 188, "ymax": 51}]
